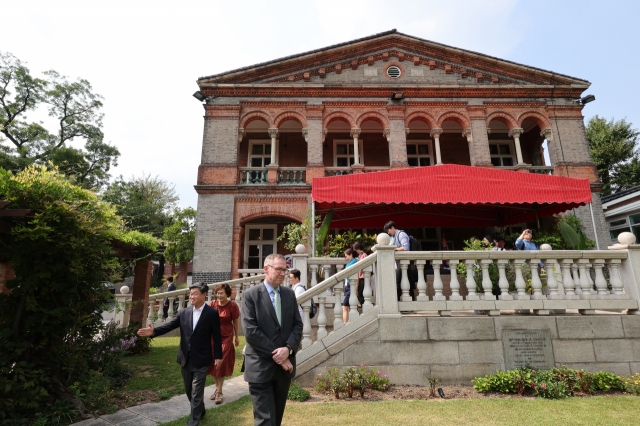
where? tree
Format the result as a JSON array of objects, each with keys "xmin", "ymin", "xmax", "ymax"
[
  {"xmin": 586, "ymin": 115, "xmax": 640, "ymax": 196},
  {"xmin": 101, "ymin": 174, "xmax": 179, "ymax": 238},
  {"xmin": 0, "ymin": 166, "xmax": 124, "ymax": 420},
  {"xmin": 163, "ymin": 207, "xmax": 196, "ymax": 264},
  {"xmin": 0, "ymin": 52, "xmax": 119, "ymax": 190}
]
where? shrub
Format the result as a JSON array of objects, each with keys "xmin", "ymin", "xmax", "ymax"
[
  {"xmin": 367, "ymin": 369, "xmax": 390, "ymax": 392},
  {"xmin": 288, "ymin": 382, "xmax": 310, "ymax": 402},
  {"xmin": 315, "ymin": 367, "xmax": 344, "ymax": 399},
  {"xmin": 533, "ymin": 380, "xmax": 572, "ymax": 399},
  {"xmin": 622, "ymin": 373, "xmax": 640, "ymax": 395},
  {"xmin": 592, "ymin": 372, "xmax": 623, "ymax": 392}
]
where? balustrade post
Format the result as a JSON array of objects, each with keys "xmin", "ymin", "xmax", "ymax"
[
  {"xmin": 333, "ymin": 282, "xmax": 344, "ymax": 329},
  {"xmin": 480, "ymin": 259, "xmax": 495, "ymax": 300},
  {"xmin": 415, "ymin": 260, "xmax": 428, "ymax": 301},
  {"xmin": 529, "ymin": 260, "xmax": 545, "ymax": 300},
  {"xmin": 167, "ymin": 296, "xmax": 176, "ymax": 320},
  {"xmin": 432, "ymin": 260, "xmax": 445, "ymax": 301},
  {"xmin": 464, "ymin": 260, "xmax": 479, "ymax": 300},
  {"xmin": 322, "ymin": 264, "xmax": 333, "ymax": 297},
  {"xmin": 301, "ymin": 301, "xmax": 312, "ymax": 348},
  {"xmin": 578, "ymin": 259, "xmax": 594, "ymax": 299},
  {"xmin": 235, "ymin": 282, "xmax": 242, "ymax": 303},
  {"xmin": 513, "ymin": 259, "xmax": 528, "ymax": 300},
  {"xmin": 348, "ymin": 275, "xmax": 360, "ymax": 321},
  {"xmin": 309, "ymin": 264, "xmax": 318, "ymax": 289},
  {"xmin": 571, "ymin": 263, "xmax": 582, "ymax": 295},
  {"xmin": 606, "ymin": 259, "xmax": 626, "ymax": 298},
  {"xmin": 362, "ymin": 266, "xmax": 374, "ymax": 311},
  {"xmin": 399, "ymin": 260, "xmax": 411, "ymax": 302},
  {"xmin": 561, "ymin": 260, "xmax": 578, "ymax": 298},
  {"xmin": 448, "ymin": 260, "xmax": 462, "ymax": 300},
  {"xmin": 317, "ymin": 296, "xmax": 328, "ymax": 339},
  {"xmin": 292, "ymin": 252, "xmax": 308, "ymax": 290},
  {"xmin": 147, "ymin": 297, "xmax": 155, "ymax": 325},
  {"xmin": 544, "ymin": 258, "xmax": 561, "ymax": 298},
  {"xmin": 497, "ymin": 259, "xmax": 512, "ymax": 300},
  {"xmin": 375, "ymin": 241, "xmax": 400, "ymax": 317},
  {"xmin": 593, "ymin": 259, "xmax": 609, "ymax": 297}
]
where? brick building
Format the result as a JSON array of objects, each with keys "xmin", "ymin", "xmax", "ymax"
[{"xmin": 192, "ymin": 29, "xmax": 607, "ymax": 283}]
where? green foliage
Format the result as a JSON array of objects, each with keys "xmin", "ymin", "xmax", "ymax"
[
  {"xmin": 315, "ymin": 366, "xmax": 390, "ymax": 399},
  {"xmin": 315, "ymin": 210, "xmax": 334, "ymax": 255},
  {"xmin": 587, "ymin": 115, "xmax": 640, "ymax": 196},
  {"xmin": 473, "ymin": 367, "xmax": 623, "ymax": 400},
  {"xmin": 559, "ymin": 219, "xmax": 588, "ymax": 250},
  {"xmin": 592, "ymin": 371, "xmax": 623, "ymax": 392},
  {"xmin": 427, "ymin": 377, "xmax": 439, "ymax": 398},
  {"xmin": 163, "ymin": 207, "xmax": 196, "ymax": 264},
  {"xmin": 0, "ymin": 166, "xmax": 139, "ymax": 422},
  {"xmin": 287, "ymin": 382, "xmax": 310, "ymax": 402},
  {"xmin": 101, "ymin": 173, "xmax": 178, "ymax": 238},
  {"xmin": 120, "ymin": 230, "xmax": 159, "ymax": 254},
  {"xmin": 0, "ymin": 51, "xmax": 119, "ymax": 190},
  {"xmin": 278, "ymin": 210, "xmax": 319, "ymax": 251},
  {"xmin": 325, "ymin": 231, "xmax": 377, "ymax": 258},
  {"xmin": 622, "ymin": 373, "xmax": 640, "ymax": 395}
]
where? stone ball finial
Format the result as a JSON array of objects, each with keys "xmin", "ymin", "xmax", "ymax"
[
  {"xmin": 295, "ymin": 244, "xmax": 306, "ymax": 254},
  {"xmin": 119, "ymin": 285, "xmax": 129, "ymax": 295},
  {"xmin": 377, "ymin": 233, "xmax": 391, "ymax": 245},
  {"xmin": 540, "ymin": 243, "xmax": 552, "ymax": 250},
  {"xmin": 618, "ymin": 232, "xmax": 637, "ymax": 245}
]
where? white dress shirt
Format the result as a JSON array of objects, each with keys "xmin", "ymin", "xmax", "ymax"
[{"xmin": 192, "ymin": 303, "xmax": 205, "ymax": 331}]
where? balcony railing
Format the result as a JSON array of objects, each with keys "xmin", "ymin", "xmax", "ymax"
[
  {"xmin": 529, "ymin": 166, "xmax": 554, "ymax": 175},
  {"xmin": 278, "ymin": 168, "xmax": 306, "ymax": 184},
  {"xmin": 325, "ymin": 167, "xmax": 353, "ymax": 177},
  {"xmin": 239, "ymin": 168, "xmax": 267, "ymax": 184}
]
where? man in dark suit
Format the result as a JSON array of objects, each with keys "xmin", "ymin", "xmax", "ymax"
[
  {"xmin": 138, "ymin": 283, "xmax": 222, "ymax": 426},
  {"xmin": 242, "ymin": 253, "xmax": 303, "ymax": 426}
]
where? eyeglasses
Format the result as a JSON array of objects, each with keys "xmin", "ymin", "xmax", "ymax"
[{"xmin": 266, "ymin": 265, "xmax": 288, "ymax": 274}]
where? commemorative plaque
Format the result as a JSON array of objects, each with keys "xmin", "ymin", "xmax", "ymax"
[{"xmin": 502, "ymin": 329, "xmax": 554, "ymax": 370}]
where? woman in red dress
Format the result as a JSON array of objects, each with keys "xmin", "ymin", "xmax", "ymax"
[{"xmin": 208, "ymin": 283, "xmax": 240, "ymax": 404}]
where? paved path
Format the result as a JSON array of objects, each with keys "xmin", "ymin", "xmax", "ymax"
[{"xmin": 73, "ymin": 376, "xmax": 249, "ymax": 425}]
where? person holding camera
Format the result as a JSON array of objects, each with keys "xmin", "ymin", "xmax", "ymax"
[{"xmin": 515, "ymin": 229, "xmax": 538, "ymax": 251}]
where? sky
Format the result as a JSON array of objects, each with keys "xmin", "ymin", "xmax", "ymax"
[{"xmin": 2, "ymin": 0, "xmax": 639, "ymax": 208}]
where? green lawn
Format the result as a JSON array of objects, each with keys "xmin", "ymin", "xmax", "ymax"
[
  {"xmin": 162, "ymin": 394, "xmax": 640, "ymax": 426},
  {"xmin": 121, "ymin": 335, "xmax": 246, "ymax": 399}
]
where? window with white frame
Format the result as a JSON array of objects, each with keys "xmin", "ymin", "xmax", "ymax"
[
  {"xmin": 333, "ymin": 140, "xmax": 363, "ymax": 167},
  {"xmin": 244, "ymin": 225, "xmax": 277, "ymax": 269},
  {"xmin": 489, "ymin": 141, "xmax": 516, "ymax": 167},
  {"xmin": 248, "ymin": 141, "xmax": 272, "ymax": 167},
  {"xmin": 406, "ymin": 141, "xmax": 433, "ymax": 167}
]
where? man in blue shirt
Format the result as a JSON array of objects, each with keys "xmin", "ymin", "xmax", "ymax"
[{"xmin": 515, "ymin": 229, "xmax": 544, "ymax": 271}]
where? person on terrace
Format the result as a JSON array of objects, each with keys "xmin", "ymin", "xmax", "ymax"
[
  {"xmin": 515, "ymin": 229, "xmax": 545, "ymax": 272},
  {"xmin": 352, "ymin": 241, "xmax": 368, "ymax": 306}
]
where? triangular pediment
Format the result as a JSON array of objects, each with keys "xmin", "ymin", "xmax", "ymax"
[{"xmin": 198, "ymin": 30, "xmax": 589, "ymax": 87}]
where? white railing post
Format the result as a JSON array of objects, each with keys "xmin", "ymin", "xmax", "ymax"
[
  {"xmin": 578, "ymin": 259, "xmax": 593, "ymax": 299},
  {"xmin": 592, "ymin": 259, "xmax": 608, "ymax": 297},
  {"xmin": 309, "ymin": 264, "xmax": 318, "ymax": 288},
  {"xmin": 480, "ymin": 259, "xmax": 495, "ymax": 300},
  {"xmin": 301, "ymin": 301, "xmax": 312, "ymax": 348},
  {"xmin": 513, "ymin": 259, "xmax": 528, "ymax": 299},
  {"xmin": 317, "ymin": 296, "xmax": 327, "ymax": 339},
  {"xmin": 432, "ymin": 260, "xmax": 445, "ymax": 300},
  {"xmin": 114, "ymin": 289, "xmax": 132, "ymax": 328},
  {"xmin": 333, "ymin": 281, "xmax": 344, "ymax": 329},
  {"xmin": 292, "ymin": 249, "xmax": 308, "ymax": 289},
  {"xmin": 147, "ymin": 297, "xmax": 155, "ymax": 325},
  {"xmin": 399, "ymin": 260, "xmax": 411, "ymax": 302},
  {"xmin": 348, "ymin": 274, "xmax": 360, "ymax": 321},
  {"xmin": 561, "ymin": 260, "xmax": 577, "ymax": 298},
  {"xmin": 322, "ymin": 264, "xmax": 333, "ymax": 297},
  {"xmin": 362, "ymin": 266, "xmax": 374, "ymax": 311},
  {"xmin": 374, "ymin": 237, "xmax": 400, "ymax": 317},
  {"xmin": 449, "ymin": 260, "xmax": 462, "ymax": 300},
  {"xmin": 415, "ymin": 259, "xmax": 428, "ymax": 301},
  {"xmin": 530, "ymin": 260, "xmax": 545, "ymax": 299},
  {"xmin": 497, "ymin": 259, "xmax": 512, "ymax": 300},
  {"xmin": 544, "ymin": 258, "xmax": 560, "ymax": 298},
  {"xmin": 606, "ymin": 259, "xmax": 625, "ymax": 297},
  {"xmin": 167, "ymin": 296, "xmax": 176, "ymax": 320},
  {"xmin": 465, "ymin": 260, "xmax": 478, "ymax": 300},
  {"xmin": 572, "ymin": 262, "xmax": 582, "ymax": 295}
]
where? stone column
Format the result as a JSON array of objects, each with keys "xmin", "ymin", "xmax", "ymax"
[
  {"xmin": 374, "ymin": 236, "xmax": 401, "ymax": 318},
  {"xmin": 198, "ymin": 105, "xmax": 241, "ymax": 185},
  {"xmin": 388, "ymin": 119, "xmax": 409, "ymax": 168},
  {"xmin": 540, "ymin": 128, "xmax": 554, "ymax": 165},
  {"xmin": 130, "ymin": 259, "xmax": 152, "ymax": 326},
  {"xmin": 508, "ymin": 128, "xmax": 525, "ymax": 165},
  {"xmin": 430, "ymin": 128, "xmax": 444, "ymax": 165},
  {"xmin": 268, "ymin": 128, "xmax": 279, "ymax": 165},
  {"xmin": 350, "ymin": 128, "xmax": 361, "ymax": 165}
]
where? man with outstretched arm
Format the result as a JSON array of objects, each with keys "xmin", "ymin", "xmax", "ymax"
[{"xmin": 138, "ymin": 283, "xmax": 222, "ymax": 426}]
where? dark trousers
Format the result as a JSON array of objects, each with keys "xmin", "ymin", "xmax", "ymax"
[
  {"xmin": 248, "ymin": 367, "xmax": 291, "ymax": 426},
  {"xmin": 357, "ymin": 278, "xmax": 365, "ymax": 306},
  {"xmin": 181, "ymin": 358, "xmax": 209, "ymax": 426},
  {"xmin": 396, "ymin": 266, "xmax": 417, "ymax": 301}
]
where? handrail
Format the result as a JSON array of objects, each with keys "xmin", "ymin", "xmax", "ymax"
[
  {"xmin": 296, "ymin": 252, "xmax": 377, "ymax": 304},
  {"xmin": 149, "ymin": 274, "xmax": 266, "ymax": 299},
  {"xmin": 394, "ymin": 250, "xmax": 628, "ymax": 261},
  {"xmin": 307, "ymin": 257, "xmax": 348, "ymax": 265}
]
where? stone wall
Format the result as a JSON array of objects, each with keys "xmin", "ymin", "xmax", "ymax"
[{"xmin": 295, "ymin": 314, "xmax": 640, "ymax": 386}]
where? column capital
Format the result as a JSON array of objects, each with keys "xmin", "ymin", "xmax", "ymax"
[
  {"xmin": 268, "ymin": 128, "xmax": 279, "ymax": 138},
  {"xmin": 540, "ymin": 128, "xmax": 553, "ymax": 141},
  {"xmin": 322, "ymin": 128, "xmax": 328, "ymax": 142},
  {"xmin": 383, "ymin": 128, "xmax": 391, "ymax": 139},
  {"xmin": 430, "ymin": 128, "xmax": 444, "ymax": 138},
  {"xmin": 302, "ymin": 128, "xmax": 308, "ymax": 143},
  {"xmin": 405, "ymin": 127, "xmax": 411, "ymax": 135},
  {"xmin": 462, "ymin": 128, "xmax": 472, "ymax": 142},
  {"xmin": 508, "ymin": 128, "xmax": 524, "ymax": 138},
  {"xmin": 350, "ymin": 128, "xmax": 361, "ymax": 138},
  {"xmin": 237, "ymin": 128, "xmax": 245, "ymax": 143}
]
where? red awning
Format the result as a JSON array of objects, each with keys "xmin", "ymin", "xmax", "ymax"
[{"xmin": 311, "ymin": 164, "xmax": 593, "ymax": 228}]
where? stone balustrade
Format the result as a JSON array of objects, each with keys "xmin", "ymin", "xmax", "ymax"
[
  {"xmin": 277, "ymin": 168, "xmax": 306, "ymax": 184},
  {"xmin": 324, "ymin": 167, "xmax": 353, "ymax": 176},
  {"xmin": 239, "ymin": 167, "xmax": 267, "ymax": 184}
]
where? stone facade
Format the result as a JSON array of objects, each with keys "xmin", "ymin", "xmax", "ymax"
[
  {"xmin": 192, "ymin": 29, "xmax": 606, "ymax": 281},
  {"xmin": 295, "ymin": 314, "xmax": 640, "ymax": 386}
]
